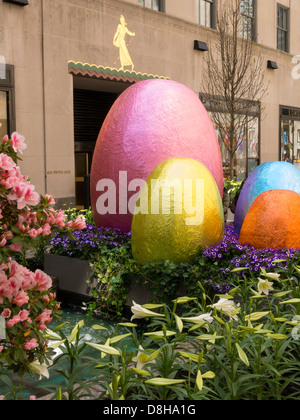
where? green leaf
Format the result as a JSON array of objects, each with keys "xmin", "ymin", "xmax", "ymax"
[
  {"xmin": 273, "ymin": 291, "xmax": 292, "ymax": 298},
  {"xmin": 56, "ymin": 388, "xmax": 62, "ymax": 401},
  {"xmin": 235, "ymin": 343, "xmax": 250, "ymax": 367},
  {"xmin": 280, "ymin": 299, "xmax": 300, "ymax": 305},
  {"xmin": 188, "ymin": 324, "xmax": 206, "ymax": 332},
  {"xmin": 145, "ymin": 348, "xmax": 161, "ymax": 363},
  {"xmin": 266, "ymin": 334, "xmax": 288, "ymax": 340},
  {"xmin": 144, "ymin": 330, "xmax": 176, "ymax": 339},
  {"xmin": 213, "ymin": 315, "xmax": 226, "ymax": 325},
  {"xmin": 245, "ymin": 312, "xmax": 270, "ymax": 321},
  {"xmin": 92, "ymin": 325, "xmax": 108, "ymax": 331},
  {"xmin": 178, "ymin": 351, "xmax": 202, "ymax": 363},
  {"xmin": 110, "ymin": 333, "xmax": 132, "ymax": 344},
  {"xmin": 131, "ymin": 367, "xmax": 151, "ymax": 377},
  {"xmin": 196, "ymin": 370, "xmax": 203, "ymax": 391},
  {"xmin": 175, "ymin": 314, "xmax": 183, "ymax": 333},
  {"xmin": 53, "ymin": 322, "xmax": 69, "ymax": 333},
  {"xmin": 48, "ymin": 340, "xmax": 66, "ymax": 350},
  {"xmin": 86, "ymin": 342, "xmax": 120, "ymax": 356},
  {"xmin": 196, "ymin": 334, "xmax": 224, "ymax": 341},
  {"xmin": 216, "ymin": 294, "xmax": 234, "ymax": 300},
  {"xmin": 231, "ymin": 267, "xmax": 249, "ymax": 272},
  {"xmin": 253, "ymin": 329, "xmax": 273, "ymax": 335},
  {"xmin": 201, "ymin": 371, "xmax": 215, "ymax": 379},
  {"xmin": 68, "ymin": 325, "xmax": 79, "ymax": 343},
  {"xmin": 250, "ymin": 295, "xmax": 268, "ymax": 300},
  {"xmin": 173, "ymin": 296, "xmax": 197, "ymax": 304},
  {"xmin": 229, "ymin": 287, "xmax": 240, "ymax": 296},
  {"xmin": 44, "ymin": 328, "xmax": 63, "ymax": 340},
  {"xmin": 142, "ymin": 304, "xmax": 165, "ymax": 310},
  {"xmin": 117, "ymin": 323, "xmax": 137, "ymax": 328}
]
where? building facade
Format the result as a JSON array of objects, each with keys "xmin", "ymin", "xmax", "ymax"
[{"xmin": 0, "ymin": 0, "xmax": 299, "ymax": 208}]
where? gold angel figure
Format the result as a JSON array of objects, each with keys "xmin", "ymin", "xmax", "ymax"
[{"xmin": 113, "ymin": 15, "xmax": 135, "ymax": 72}]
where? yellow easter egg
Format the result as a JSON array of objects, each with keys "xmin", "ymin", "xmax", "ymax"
[{"xmin": 131, "ymin": 158, "xmax": 224, "ymax": 263}]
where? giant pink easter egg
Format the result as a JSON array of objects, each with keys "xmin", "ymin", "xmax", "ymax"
[{"xmin": 90, "ymin": 79, "xmax": 223, "ymax": 232}]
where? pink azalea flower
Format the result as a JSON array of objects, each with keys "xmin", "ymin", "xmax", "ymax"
[
  {"xmin": 0, "ymin": 153, "xmax": 16, "ymax": 173},
  {"xmin": 13, "ymin": 290, "xmax": 29, "ymax": 307},
  {"xmin": 36, "ymin": 309, "xmax": 52, "ymax": 330},
  {"xmin": 5, "ymin": 231, "xmax": 13, "ymax": 240},
  {"xmin": 34, "ymin": 270, "xmax": 52, "ymax": 292},
  {"xmin": 72, "ymin": 217, "xmax": 87, "ymax": 230},
  {"xmin": 10, "ymin": 132, "xmax": 27, "ymax": 154},
  {"xmin": 24, "ymin": 338, "xmax": 39, "ymax": 351},
  {"xmin": 44, "ymin": 194, "xmax": 56, "ymax": 206},
  {"xmin": 28, "ymin": 229, "xmax": 38, "ymax": 238},
  {"xmin": 0, "ymin": 280, "xmax": 14, "ymax": 302},
  {"xmin": 18, "ymin": 309, "xmax": 30, "ymax": 321},
  {"xmin": 42, "ymin": 223, "xmax": 51, "ymax": 236},
  {"xmin": 7, "ymin": 181, "xmax": 40, "ymax": 209},
  {"xmin": 21, "ymin": 268, "xmax": 36, "ymax": 290},
  {"xmin": 7, "ymin": 242, "xmax": 22, "ymax": 253},
  {"xmin": 6, "ymin": 315, "xmax": 21, "ymax": 327},
  {"xmin": 1, "ymin": 308, "xmax": 11, "ymax": 318}
]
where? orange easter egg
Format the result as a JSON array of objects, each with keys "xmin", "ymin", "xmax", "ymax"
[{"xmin": 239, "ymin": 190, "xmax": 300, "ymax": 250}]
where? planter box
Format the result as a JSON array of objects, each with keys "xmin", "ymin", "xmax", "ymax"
[
  {"xmin": 125, "ymin": 277, "xmax": 153, "ymax": 306},
  {"xmin": 44, "ymin": 254, "xmax": 97, "ymax": 299},
  {"xmin": 44, "ymin": 254, "xmax": 154, "ymax": 308}
]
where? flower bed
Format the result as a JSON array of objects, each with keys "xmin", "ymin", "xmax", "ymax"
[
  {"xmin": 47, "ymin": 217, "xmax": 300, "ymax": 318},
  {"xmin": 200, "ymin": 224, "xmax": 299, "ymax": 293},
  {"xmin": 49, "ymin": 223, "xmax": 131, "ymax": 261}
]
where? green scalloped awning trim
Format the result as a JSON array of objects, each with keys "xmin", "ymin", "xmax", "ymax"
[{"xmin": 68, "ymin": 61, "xmax": 170, "ymax": 82}]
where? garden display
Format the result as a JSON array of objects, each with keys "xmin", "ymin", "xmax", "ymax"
[{"xmin": 0, "ymin": 81, "xmax": 300, "ymax": 400}]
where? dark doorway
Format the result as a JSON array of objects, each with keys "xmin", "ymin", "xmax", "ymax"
[{"xmin": 73, "ymin": 88, "xmax": 117, "ymax": 209}]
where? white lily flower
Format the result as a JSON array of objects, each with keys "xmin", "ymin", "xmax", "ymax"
[
  {"xmin": 29, "ymin": 360, "xmax": 52, "ymax": 380},
  {"xmin": 262, "ymin": 272, "xmax": 280, "ymax": 281},
  {"xmin": 132, "ymin": 345, "xmax": 151, "ymax": 369},
  {"xmin": 130, "ymin": 301, "xmax": 164, "ymax": 321},
  {"xmin": 258, "ymin": 278, "xmax": 274, "ymax": 296},
  {"xmin": 211, "ymin": 298, "xmax": 239, "ymax": 321}
]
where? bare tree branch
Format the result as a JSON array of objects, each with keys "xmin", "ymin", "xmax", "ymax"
[{"xmin": 202, "ymin": 0, "xmax": 268, "ymax": 178}]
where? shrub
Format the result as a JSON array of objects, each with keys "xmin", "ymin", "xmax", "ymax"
[{"xmin": 0, "ymin": 128, "xmax": 86, "ymax": 377}]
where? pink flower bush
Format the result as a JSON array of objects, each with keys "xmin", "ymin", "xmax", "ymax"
[{"xmin": 0, "ymin": 130, "xmax": 86, "ymax": 376}]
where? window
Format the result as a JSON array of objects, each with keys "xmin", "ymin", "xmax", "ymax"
[
  {"xmin": 277, "ymin": 5, "xmax": 289, "ymax": 52},
  {"xmin": 0, "ymin": 91, "xmax": 8, "ymax": 139},
  {"xmin": 138, "ymin": 0, "xmax": 164, "ymax": 12},
  {"xmin": 241, "ymin": 0, "xmax": 256, "ymax": 41},
  {"xmin": 200, "ymin": 93, "xmax": 260, "ymax": 180},
  {"xmin": 2, "ymin": 0, "xmax": 29, "ymax": 5},
  {"xmin": 210, "ymin": 113, "xmax": 260, "ymax": 180},
  {"xmin": 196, "ymin": 0, "xmax": 215, "ymax": 28},
  {"xmin": 280, "ymin": 107, "xmax": 300, "ymax": 164},
  {"xmin": 0, "ymin": 65, "xmax": 15, "ymax": 137}
]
